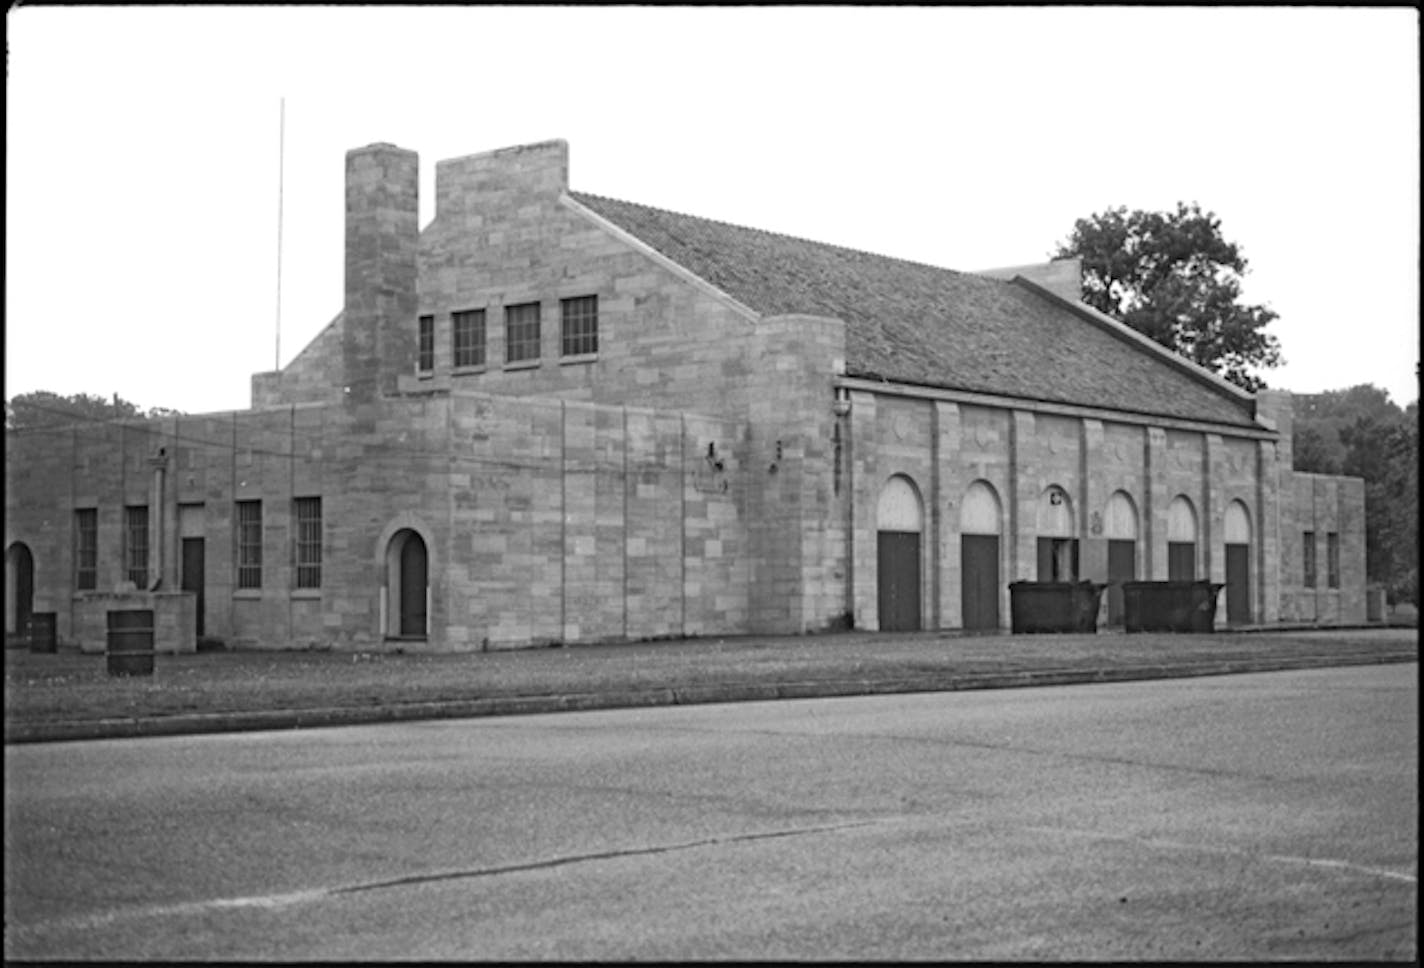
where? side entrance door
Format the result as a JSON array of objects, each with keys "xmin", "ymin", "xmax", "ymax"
[
  {"xmin": 877, "ymin": 531, "xmax": 921, "ymax": 631},
  {"xmin": 181, "ymin": 538, "xmax": 205, "ymax": 638},
  {"xmin": 400, "ymin": 533, "xmax": 428, "ymax": 637},
  {"xmin": 960, "ymin": 534, "xmax": 999, "ymax": 631},
  {"xmin": 1225, "ymin": 543, "xmax": 1251, "ymax": 624},
  {"xmin": 1106, "ymin": 539, "xmax": 1136, "ymax": 626}
]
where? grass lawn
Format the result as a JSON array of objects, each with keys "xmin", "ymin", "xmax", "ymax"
[{"xmin": 4, "ymin": 627, "xmax": 1416, "ymax": 731}]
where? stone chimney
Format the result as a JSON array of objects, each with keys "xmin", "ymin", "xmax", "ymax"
[
  {"xmin": 434, "ymin": 140, "xmax": 568, "ymax": 222},
  {"xmin": 342, "ymin": 143, "xmax": 419, "ymax": 403},
  {"xmin": 1254, "ymin": 388, "xmax": 1295, "ymax": 472},
  {"xmin": 976, "ymin": 257, "xmax": 1083, "ymax": 302}
]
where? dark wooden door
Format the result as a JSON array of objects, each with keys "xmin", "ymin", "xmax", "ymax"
[
  {"xmin": 1226, "ymin": 543, "xmax": 1250, "ymax": 624},
  {"xmin": 11, "ymin": 544, "xmax": 34, "ymax": 634},
  {"xmin": 1168, "ymin": 542, "xmax": 1196, "ymax": 582},
  {"xmin": 877, "ymin": 531, "xmax": 921, "ymax": 631},
  {"xmin": 399, "ymin": 534, "xmax": 428, "ymax": 637},
  {"xmin": 960, "ymin": 534, "xmax": 999, "ymax": 630},
  {"xmin": 181, "ymin": 538, "xmax": 205, "ymax": 637},
  {"xmin": 1107, "ymin": 539, "xmax": 1136, "ymax": 625}
]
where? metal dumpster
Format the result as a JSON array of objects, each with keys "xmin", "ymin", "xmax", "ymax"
[
  {"xmin": 1123, "ymin": 581, "xmax": 1224, "ymax": 633},
  {"xmin": 106, "ymin": 609, "xmax": 155, "ymax": 676},
  {"xmin": 1009, "ymin": 581, "xmax": 1107, "ymax": 634},
  {"xmin": 26, "ymin": 612, "xmax": 57, "ymax": 653}
]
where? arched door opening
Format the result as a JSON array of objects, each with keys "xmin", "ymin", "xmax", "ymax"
[
  {"xmin": 960, "ymin": 481, "xmax": 1002, "ymax": 631},
  {"xmin": 6, "ymin": 542, "xmax": 35, "ymax": 637},
  {"xmin": 1104, "ymin": 492, "xmax": 1139, "ymax": 625},
  {"xmin": 877, "ymin": 476, "xmax": 923, "ymax": 632},
  {"xmin": 386, "ymin": 529, "xmax": 428, "ymax": 639},
  {"xmin": 1036, "ymin": 486, "xmax": 1078, "ymax": 581},
  {"xmin": 1168, "ymin": 496, "xmax": 1198, "ymax": 581},
  {"xmin": 1224, "ymin": 501, "xmax": 1252, "ymax": 624}
]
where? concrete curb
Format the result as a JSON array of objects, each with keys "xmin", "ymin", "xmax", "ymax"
[{"xmin": 5, "ymin": 650, "xmax": 1416, "ymax": 745}]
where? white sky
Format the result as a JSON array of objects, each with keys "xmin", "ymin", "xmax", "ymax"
[{"xmin": 6, "ymin": 6, "xmax": 1420, "ymax": 415}]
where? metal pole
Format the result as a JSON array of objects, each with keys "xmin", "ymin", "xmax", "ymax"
[{"xmin": 275, "ymin": 97, "xmax": 285, "ymax": 371}]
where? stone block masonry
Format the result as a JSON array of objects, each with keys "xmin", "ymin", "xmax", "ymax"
[{"xmin": 2, "ymin": 388, "xmax": 752, "ymax": 652}]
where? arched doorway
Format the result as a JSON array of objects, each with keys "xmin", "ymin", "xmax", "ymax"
[
  {"xmin": 960, "ymin": 481, "xmax": 1002, "ymax": 630},
  {"xmin": 6, "ymin": 542, "xmax": 35, "ymax": 637},
  {"xmin": 1168, "ymin": 496, "xmax": 1198, "ymax": 581},
  {"xmin": 1104, "ymin": 492, "xmax": 1139, "ymax": 625},
  {"xmin": 1224, "ymin": 500, "xmax": 1252, "ymax": 624},
  {"xmin": 1036, "ymin": 485, "xmax": 1078, "ymax": 581},
  {"xmin": 877, "ymin": 476, "xmax": 923, "ymax": 631},
  {"xmin": 386, "ymin": 529, "xmax": 428, "ymax": 638}
]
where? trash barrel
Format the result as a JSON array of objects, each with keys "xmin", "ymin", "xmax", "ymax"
[
  {"xmin": 26, "ymin": 612, "xmax": 57, "ymax": 653},
  {"xmin": 106, "ymin": 609, "xmax": 155, "ymax": 676},
  {"xmin": 1010, "ymin": 582, "xmax": 1107, "ymax": 634},
  {"xmin": 1124, "ymin": 582, "xmax": 1224, "ymax": 632}
]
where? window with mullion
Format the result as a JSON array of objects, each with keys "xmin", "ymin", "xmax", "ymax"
[
  {"xmin": 75, "ymin": 508, "xmax": 98, "ymax": 590},
  {"xmin": 453, "ymin": 309, "xmax": 486, "ymax": 368},
  {"xmin": 237, "ymin": 500, "xmax": 263, "ymax": 589},
  {"xmin": 560, "ymin": 295, "xmax": 598, "ymax": 356},
  {"xmin": 417, "ymin": 315, "xmax": 435, "ymax": 372},
  {"xmin": 294, "ymin": 497, "xmax": 322, "ymax": 589},
  {"xmin": 125, "ymin": 506, "xmax": 148, "ymax": 587},
  {"xmin": 505, "ymin": 302, "xmax": 541, "ymax": 364}
]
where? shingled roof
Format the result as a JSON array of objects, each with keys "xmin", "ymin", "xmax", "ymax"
[{"xmin": 569, "ymin": 192, "xmax": 1260, "ymax": 430}]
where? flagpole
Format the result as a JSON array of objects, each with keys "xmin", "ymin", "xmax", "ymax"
[{"xmin": 275, "ymin": 96, "xmax": 285, "ymax": 372}]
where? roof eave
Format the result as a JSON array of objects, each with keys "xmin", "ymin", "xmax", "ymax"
[
  {"xmin": 559, "ymin": 193, "xmax": 761, "ymax": 325},
  {"xmin": 1008, "ymin": 275, "xmax": 1261, "ymax": 416}
]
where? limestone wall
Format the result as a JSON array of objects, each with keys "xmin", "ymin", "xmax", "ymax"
[{"xmin": 5, "ymin": 389, "xmax": 752, "ymax": 652}]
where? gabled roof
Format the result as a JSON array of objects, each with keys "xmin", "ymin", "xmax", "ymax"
[{"xmin": 568, "ymin": 192, "xmax": 1260, "ymax": 430}]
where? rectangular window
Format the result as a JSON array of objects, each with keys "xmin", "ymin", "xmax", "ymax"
[
  {"xmin": 1303, "ymin": 531, "xmax": 1316, "ymax": 588},
  {"xmin": 1327, "ymin": 532, "xmax": 1340, "ymax": 589},
  {"xmin": 505, "ymin": 302, "xmax": 541, "ymax": 364},
  {"xmin": 560, "ymin": 295, "xmax": 598, "ymax": 357},
  {"xmin": 75, "ymin": 508, "xmax": 98, "ymax": 590},
  {"xmin": 417, "ymin": 315, "xmax": 435, "ymax": 372},
  {"xmin": 124, "ymin": 506, "xmax": 148, "ymax": 588},
  {"xmin": 294, "ymin": 497, "xmax": 322, "ymax": 589},
  {"xmin": 452, "ymin": 309, "xmax": 486, "ymax": 368},
  {"xmin": 236, "ymin": 500, "xmax": 263, "ymax": 589}
]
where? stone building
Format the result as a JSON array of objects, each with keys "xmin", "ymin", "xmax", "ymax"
[{"xmin": 4, "ymin": 140, "xmax": 1368, "ymax": 652}]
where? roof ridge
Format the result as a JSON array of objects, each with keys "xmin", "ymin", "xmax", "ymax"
[{"xmin": 568, "ymin": 190, "xmax": 975, "ymax": 279}]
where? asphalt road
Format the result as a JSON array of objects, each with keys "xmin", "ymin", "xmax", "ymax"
[{"xmin": 4, "ymin": 664, "xmax": 1417, "ymax": 960}]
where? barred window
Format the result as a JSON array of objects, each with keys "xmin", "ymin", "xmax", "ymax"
[
  {"xmin": 1327, "ymin": 532, "xmax": 1340, "ymax": 589},
  {"xmin": 294, "ymin": 497, "xmax": 322, "ymax": 589},
  {"xmin": 505, "ymin": 302, "xmax": 541, "ymax": 364},
  {"xmin": 453, "ymin": 309, "xmax": 486, "ymax": 368},
  {"xmin": 560, "ymin": 295, "xmax": 598, "ymax": 356},
  {"xmin": 1303, "ymin": 531, "xmax": 1316, "ymax": 588},
  {"xmin": 124, "ymin": 506, "xmax": 148, "ymax": 588},
  {"xmin": 75, "ymin": 508, "xmax": 98, "ymax": 590},
  {"xmin": 237, "ymin": 500, "xmax": 263, "ymax": 589},
  {"xmin": 417, "ymin": 315, "xmax": 435, "ymax": 372}
]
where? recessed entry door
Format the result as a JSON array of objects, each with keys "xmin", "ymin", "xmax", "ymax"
[
  {"xmin": 1107, "ymin": 540, "xmax": 1136, "ymax": 625},
  {"xmin": 181, "ymin": 538, "xmax": 205, "ymax": 638},
  {"xmin": 960, "ymin": 534, "xmax": 1000, "ymax": 630},
  {"xmin": 877, "ymin": 531, "xmax": 921, "ymax": 632},
  {"xmin": 399, "ymin": 532, "xmax": 428, "ymax": 637}
]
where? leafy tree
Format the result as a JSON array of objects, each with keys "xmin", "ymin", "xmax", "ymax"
[
  {"xmin": 1053, "ymin": 202, "xmax": 1282, "ymax": 391},
  {"xmin": 5, "ymin": 391, "xmax": 183, "ymax": 430},
  {"xmin": 1291, "ymin": 424, "xmax": 1340, "ymax": 475}
]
